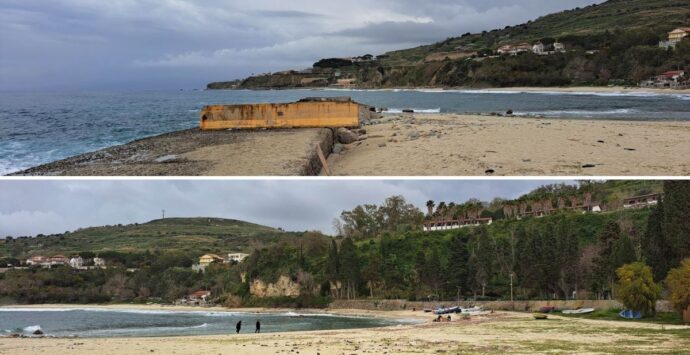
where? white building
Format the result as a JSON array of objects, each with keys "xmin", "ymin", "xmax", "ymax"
[
  {"xmin": 423, "ymin": 218, "xmax": 493, "ymax": 232},
  {"xmin": 553, "ymin": 42, "xmax": 566, "ymax": 53},
  {"xmin": 532, "ymin": 42, "xmax": 545, "ymax": 55},
  {"xmin": 93, "ymin": 257, "xmax": 106, "ymax": 268},
  {"xmin": 226, "ymin": 253, "xmax": 250, "ymax": 264},
  {"xmin": 69, "ymin": 256, "xmax": 84, "ymax": 269}
]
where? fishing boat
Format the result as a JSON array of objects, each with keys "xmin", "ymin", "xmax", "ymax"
[
  {"xmin": 619, "ymin": 310, "xmax": 642, "ymax": 319},
  {"xmin": 533, "ymin": 313, "xmax": 549, "ymax": 320},
  {"xmin": 562, "ymin": 308, "xmax": 595, "ymax": 315},
  {"xmin": 433, "ymin": 306, "xmax": 460, "ymax": 315}
]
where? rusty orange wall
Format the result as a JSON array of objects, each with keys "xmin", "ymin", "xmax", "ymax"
[{"xmin": 200, "ymin": 102, "xmax": 361, "ymax": 130}]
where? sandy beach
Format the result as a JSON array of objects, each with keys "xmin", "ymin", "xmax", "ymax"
[
  {"xmin": 327, "ymin": 114, "xmax": 690, "ymax": 176},
  {"xmin": 1, "ymin": 304, "xmax": 689, "ymax": 354}
]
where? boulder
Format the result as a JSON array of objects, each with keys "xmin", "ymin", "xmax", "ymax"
[{"xmin": 336, "ymin": 128, "xmax": 359, "ymax": 144}]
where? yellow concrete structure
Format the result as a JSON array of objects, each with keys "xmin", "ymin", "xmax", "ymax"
[{"xmin": 200, "ymin": 97, "xmax": 370, "ymax": 130}]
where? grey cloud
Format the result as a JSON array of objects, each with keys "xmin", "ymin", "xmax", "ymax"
[{"xmin": 0, "ymin": 0, "xmax": 603, "ymax": 90}]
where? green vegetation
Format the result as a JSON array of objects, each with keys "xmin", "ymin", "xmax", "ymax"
[
  {"xmin": 615, "ymin": 262, "xmax": 661, "ymax": 316},
  {"xmin": 665, "ymin": 259, "xmax": 690, "ymax": 313},
  {"xmin": 0, "ymin": 218, "xmax": 296, "ymax": 259},
  {"xmin": 1, "ymin": 181, "xmax": 688, "ymax": 321},
  {"xmin": 213, "ymin": 0, "xmax": 690, "ymax": 89}
]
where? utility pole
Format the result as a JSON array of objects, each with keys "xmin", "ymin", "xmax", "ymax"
[
  {"xmin": 456, "ymin": 286, "xmax": 461, "ymax": 306},
  {"xmin": 510, "ymin": 271, "xmax": 515, "ymax": 311}
]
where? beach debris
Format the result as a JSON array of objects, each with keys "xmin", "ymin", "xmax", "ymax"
[
  {"xmin": 378, "ymin": 143, "xmax": 387, "ymax": 148},
  {"xmin": 624, "ymin": 148, "xmax": 637, "ymax": 151},
  {"xmin": 336, "ymin": 128, "xmax": 359, "ymax": 144},
  {"xmin": 403, "ymin": 109, "xmax": 414, "ymax": 113},
  {"xmin": 485, "ymin": 169, "xmax": 496, "ymax": 175},
  {"xmin": 597, "ymin": 140, "xmax": 605, "ymax": 144},
  {"xmin": 407, "ymin": 131, "xmax": 421, "ymax": 140},
  {"xmin": 582, "ymin": 164, "xmax": 596, "ymax": 168},
  {"xmin": 154, "ymin": 154, "xmax": 178, "ymax": 163},
  {"xmin": 506, "ymin": 109, "xmax": 514, "ymax": 115}
]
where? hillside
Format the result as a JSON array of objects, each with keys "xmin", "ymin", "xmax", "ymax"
[
  {"xmin": 210, "ymin": 0, "xmax": 690, "ymax": 89},
  {"xmin": 0, "ymin": 217, "xmax": 298, "ymax": 259}
]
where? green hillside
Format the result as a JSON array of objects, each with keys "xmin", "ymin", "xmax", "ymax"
[
  {"xmin": 383, "ymin": 0, "xmax": 690, "ymax": 66},
  {"xmin": 213, "ymin": 0, "xmax": 690, "ymax": 89},
  {"xmin": 0, "ymin": 217, "xmax": 297, "ymax": 259}
]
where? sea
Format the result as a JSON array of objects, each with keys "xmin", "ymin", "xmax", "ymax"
[
  {"xmin": 1, "ymin": 88, "xmax": 689, "ymax": 175},
  {"xmin": 0, "ymin": 307, "xmax": 412, "ymax": 338}
]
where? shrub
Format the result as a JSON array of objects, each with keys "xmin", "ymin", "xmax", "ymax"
[
  {"xmin": 665, "ymin": 259, "xmax": 690, "ymax": 313},
  {"xmin": 616, "ymin": 262, "xmax": 661, "ymax": 316}
]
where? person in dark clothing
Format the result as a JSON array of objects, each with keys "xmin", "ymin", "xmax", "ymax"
[
  {"xmin": 235, "ymin": 320, "xmax": 242, "ymax": 334},
  {"xmin": 255, "ymin": 320, "xmax": 261, "ymax": 333}
]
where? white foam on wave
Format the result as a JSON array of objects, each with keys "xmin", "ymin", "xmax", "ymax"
[
  {"xmin": 83, "ymin": 323, "xmax": 209, "ymax": 336},
  {"xmin": 319, "ymin": 87, "xmax": 690, "ymax": 100},
  {"xmin": 514, "ymin": 108, "xmax": 640, "ymax": 116},
  {"xmin": 385, "ymin": 108, "xmax": 442, "ymax": 113},
  {"xmin": 22, "ymin": 325, "xmax": 42, "ymax": 334}
]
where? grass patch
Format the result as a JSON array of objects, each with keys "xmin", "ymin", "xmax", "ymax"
[{"xmin": 560, "ymin": 309, "xmax": 684, "ymax": 325}]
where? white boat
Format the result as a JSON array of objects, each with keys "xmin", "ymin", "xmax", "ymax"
[{"xmin": 562, "ymin": 308, "xmax": 595, "ymax": 315}]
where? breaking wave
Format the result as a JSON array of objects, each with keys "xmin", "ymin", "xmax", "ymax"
[
  {"xmin": 514, "ymin": 108, "xmax": 641, "ymax": 117},
  {"xmin": 385, "ymin": 108, "xmax": 442, "ymax": 113}
]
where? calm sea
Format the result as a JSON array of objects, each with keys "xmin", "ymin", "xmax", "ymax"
[
  {"xmin": 0, "ymin": 308, "xmax": 409, "ymax": 338},
  {"xmin": 1, "ymin": 89, "xmax": 689, "ymax": 175}
]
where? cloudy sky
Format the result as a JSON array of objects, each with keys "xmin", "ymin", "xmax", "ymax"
[
  {"xmin": 0, "ymin": 179, "xmax": 575, "ymax": 237},
  {"xmin": 0, "ymin": 0, "xmax": 601, "ymax": 90}
]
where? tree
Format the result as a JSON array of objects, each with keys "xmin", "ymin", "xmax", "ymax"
[
  {"xmin": 325, "ymin": 240, "xmax": 340, "ymax": 298},
  {"xmin": 426, "ymin": 200, "xmax": 435, "ymax": 216},
  {"xmin": 593, "ymin": 221, "xmax": 622, "ymax": 298},
  {"xmin": 642, "ymin": 202, "xmax": 669, "ymax": 281},
  {"xmin": 615, "ymin": 262, "xmax": 661, "ymax": 317},
  {"xmin": 446, "ymin": 233, "xmax": 470, "ymax": 297},
  {"xmin": 662, "ymin": 181, "xmax": 690, "ymax": 268},
  {"xmin": 339, "ymin": 238, "xmax": 360, "ymax": 300},
  {"xmin": 665, "ymin": 259, "xmax": 690, "ymax": 314}
]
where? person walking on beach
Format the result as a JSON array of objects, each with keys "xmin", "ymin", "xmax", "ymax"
[
  {"xmin": 236, "ymin": 320, "xmax": 242, "ymax": 334},
  {"xmin": 255, "ymin": 320, "xmax": 261, "ymax": 333}
]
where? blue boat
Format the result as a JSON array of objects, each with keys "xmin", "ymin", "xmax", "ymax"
[
  {"xmin": 434, "ymin": 306, "xmax": 460, "ymax": 315},
  {"xmin": 619, "ymin": 310, "xmax": 642, "ymax": 319}
]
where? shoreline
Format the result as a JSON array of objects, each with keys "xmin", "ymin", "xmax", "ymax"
[{"xmin": 2, "ymin": 304, "xmax": 688, "ymax": 354}]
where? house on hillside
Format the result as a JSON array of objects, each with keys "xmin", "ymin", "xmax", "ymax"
[
  {"xmin": 623, "ymin": 193, "xmax": 663, "ymax": 209},
  {"xmin": 423, "ymin": 217, "xmax": 493, "ymax": 232},
  {"xmin": 497, "ymin": 45, "xmax": 514, "ymax": 55},
  {"xmin": 532, "ymin": 42, "xmax": 545, "ymax": 55},
  {"xmin": 641, "ymin": 70, "xmax": 686, "ymax": 88},
  {"xmin": 553, "ymin": 42, "xmax": 566, "ymax": 53},
  {"xmin": 226, "ymin": 253, "xmax": 249, "ymax": 264},
  {"xmin": 69, "ymin": 256, "xmax": 84, "ymax": 269},
  {"xmin": 660, "ymin": 27, "xmax": 690, "ymax": 49},
  {"xmin": 176, "ymin": 290, "xmax": 212, "ymax": 306},
  {"xmin": 93, "ymin": 257, "xmax": 106, "ymax": 268},
  {"xmin": 26, "ymin": 255, "xmax": 48, "ymax": 267},
  {"xmin": 199, "ymin": 254, "xmax": 224, "ymax": 267}
]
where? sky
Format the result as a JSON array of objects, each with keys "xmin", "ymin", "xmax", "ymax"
[
  {"xmin": 0, "ymin": 0, "xmax": 602, "ymax": 91},
  {"xmin": 0, "ymin": 179, "xmax": 575, "ymax": 237}
]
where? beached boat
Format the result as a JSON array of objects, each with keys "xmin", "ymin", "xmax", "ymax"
[
  {"xmin": 619, "ymin": 310, "xmax": 642, "ymax": 319},
  {"xmin": 562, "ymin": 308, "xmax": 595, "ymax": 315},
  {"xmin": 533, "ymin": 313, "xmax": 549, "ymax": 320},
  {"xmin": 433, "ymin": 306, "xmax": 460, "ymax": 315}
]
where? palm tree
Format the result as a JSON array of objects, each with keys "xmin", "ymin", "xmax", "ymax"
[{"xmin": 426, "ymin": 200, "xmax": 435, "ymax": 216}]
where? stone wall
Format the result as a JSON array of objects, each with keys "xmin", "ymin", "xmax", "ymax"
[{"xmin": 329, "ymin": 299, "xmax": 675, "ymax": 312}]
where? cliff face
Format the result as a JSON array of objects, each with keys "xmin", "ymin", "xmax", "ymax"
[{"xmin": 250, "ymin": 275, "xmax": 302, "ymax": 297}]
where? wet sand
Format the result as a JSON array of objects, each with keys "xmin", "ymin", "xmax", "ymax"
[
  {"xmin": 1, "ymin": 305, "xmax": 688, "ymax": 354},
  {"xmin": 327, "ymin": 114, "xmax": 690, "ymax": 176}
]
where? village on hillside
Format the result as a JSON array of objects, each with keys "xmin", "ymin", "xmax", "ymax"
[{"xmin": 423, "ymin": 191, "xmax": 662, "ymax": 232}]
